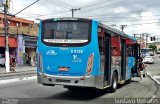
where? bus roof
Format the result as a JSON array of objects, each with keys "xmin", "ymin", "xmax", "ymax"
[{"xmin": 98, "ymin": 22, "xmax": 137, "ymax": 41}]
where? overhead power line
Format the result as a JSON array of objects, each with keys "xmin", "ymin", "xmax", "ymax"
[
  {"xmin": 127, "ymin": 21, "xmax": 160, "ymax": 26},
  {"xmin": 50, "ymin": 0, "xmax": 73, "ymax": 8},
  {"xmin": 11, "ymin": 0, "xmax": 40, "ymax": 18},
  {"xmin": 45, "ymin": 0, "xmax": 70, "ymax": 9}
]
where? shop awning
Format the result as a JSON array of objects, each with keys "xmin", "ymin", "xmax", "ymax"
[{"xmin": 0, "ymin": 36, "xmax": 17, "ymax": 48}]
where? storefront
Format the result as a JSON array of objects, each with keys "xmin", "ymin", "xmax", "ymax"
[
  {"xmin": 0, "ymin": 35, "xmax": 17, "ymax": 65},
  {"xmin": 23, "ymin": 35, "xmax": 37, "ymax": 66}
]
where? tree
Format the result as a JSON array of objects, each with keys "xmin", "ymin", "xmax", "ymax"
[{"xmin": 148, "ymin": 44, "xmax": 157, "ymax": 52}]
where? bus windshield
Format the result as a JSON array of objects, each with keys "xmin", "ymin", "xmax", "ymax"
[{"xmin": 42, "ymin": 21, "xmax": 90, "ymax": 44}]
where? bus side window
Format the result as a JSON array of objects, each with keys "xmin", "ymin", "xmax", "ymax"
[
  {"xmin": 111, "ymin": 35, "xmax": 120, "ymax": 56},
  {"xmin": 126, "ymin": 45, "xmax": 134, "ymax": 57},
  {"xmin": 98, "ymin": 27, "xmax": 105, "ymax": 55}
]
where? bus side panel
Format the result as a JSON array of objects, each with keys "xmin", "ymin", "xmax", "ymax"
[
  {"xmin": 83, "ymin": 20, "xmax": 102, "ymax": 87},
  {"xmin": 90, "ymin": 20, "xmax": 100, "ymax": 76}
]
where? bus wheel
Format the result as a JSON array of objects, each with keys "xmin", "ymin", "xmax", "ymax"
[{"xmin": 110, "ymin": 72, "xmax": 118, "ymax": 93}]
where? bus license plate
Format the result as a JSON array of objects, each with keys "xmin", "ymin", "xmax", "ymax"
[{"xmin": 59, "ymin": 67, "xmax": 69, "ymax": 72}]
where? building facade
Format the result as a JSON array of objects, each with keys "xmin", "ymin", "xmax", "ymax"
[{"xmin": 0, "ymin": 13, "xmax": 38, "ymax": 66}]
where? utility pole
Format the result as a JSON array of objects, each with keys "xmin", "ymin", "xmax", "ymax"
[
  {"xmin": 120, "ymin": 25, "xmax": 127, "ymax": 32},
  {"xmin": 4, "ymin": 0, "xmax": 10, "ymax": 72},
  {"xmin": 70, "ymin": 8, "xmax": 80, "ymax": 18},
  {"xmin": 140, "ymin": 34, "xmax": 142, "ymax": 48}
]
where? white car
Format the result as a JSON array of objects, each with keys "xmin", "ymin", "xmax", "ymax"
[
  {"xmin": 143, "ymin": 56, "xmax": 154, "ymax": 64},
  {"xmin": 0, "ymin": 54, "xmax": 5, "ymax": 67}
]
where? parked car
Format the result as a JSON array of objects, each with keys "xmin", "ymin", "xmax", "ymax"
[
  {"xmin": 143, "ymin": 56, "xmax": 154, "ymax": 64},
  {"xmin": 0, "ymin": 54, "xmax": 5, "ymax": 67}
]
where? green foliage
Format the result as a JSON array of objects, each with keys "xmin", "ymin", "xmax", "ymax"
[
  {"xmin": 158, "ymin": 48, "xmax": 160, "ymax": 51},
  {"xmin": 148, "ymin": 44, "xmax": 157, "ymax": 51}
]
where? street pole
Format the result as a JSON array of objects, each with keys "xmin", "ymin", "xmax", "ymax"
[
  {"xmin": 140, "ymin": 34, "xmax": 142, "ymax": 49},
  {"xmin": 70, "ymin": 8, "xmax": 81, "ymax": 18},
  {"xmin": 145, "ymin": 34, "xmax": 149, "ymax": 48},
  {"xmin": 4, "ymin": 1, "xmax": 10, "ymax": 72}
]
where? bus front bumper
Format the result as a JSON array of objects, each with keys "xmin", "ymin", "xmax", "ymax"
[{"xmin": 37, "ymin": 72, "xmax": 96, "ymax": 87}]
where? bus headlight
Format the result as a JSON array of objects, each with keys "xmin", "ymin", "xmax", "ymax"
[
  {"xmin": 38, "ymin": 53, "xmax": 43, "ymax": 71},
  {"xmin": 86, "ymin": 53, "xmax": 94, "ymax": 75}
]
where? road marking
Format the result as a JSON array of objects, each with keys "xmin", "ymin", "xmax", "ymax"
[
  {"xmin": 0, "ymin": 76, "xmax": 37, "ymax": 85},
  {"xmin": 0, "ymin": 78, "xmax": 19, "ymax": 84},
  {"xmin": 20, "ymin": 76, "xmax": 37, "ymax": 80}
]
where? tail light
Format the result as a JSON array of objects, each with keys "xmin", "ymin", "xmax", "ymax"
[
  {"xmin": 38, "ymin": 53, "xmax": 43, "ymax": 71},
  {"xmin": 86, "ymin": 53, "xmax": 94, "ymax": 74}
]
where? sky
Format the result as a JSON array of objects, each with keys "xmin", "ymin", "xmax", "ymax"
[{"xmin": 2, "ymin": 0, "xmax": 160, "ymax": 39}]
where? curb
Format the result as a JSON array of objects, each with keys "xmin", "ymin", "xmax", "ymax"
[
  {"xmin": 0, "ymin": 70, "xmax": 36, "ymax": 74},
  {"xmin": 0, "ymin": 70, "xmax": 36, "ymax": 78}
]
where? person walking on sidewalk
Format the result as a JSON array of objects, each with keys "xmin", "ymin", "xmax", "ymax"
[
  {"xmin": 10, "ymin": 52, "xmax": 16, "ymax": 72},
  {"xmin": 139, "ymin": 58, "xmax": 145, "ymax": 82}
]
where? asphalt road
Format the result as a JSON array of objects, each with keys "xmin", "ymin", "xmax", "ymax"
[
  {"xmin": 0, "ymin": 75, "xmax": 157, "ymax": 104},
  {"xmin": 146, "ymin": 55, "xmax": 160, "ymax": 75},
  {"xmin": 0, "ymin": 55, "xmax": 160, "ymax": 104},
  {"xmin": 145, "ymin": 54, "xmax": 160, "ymax": 98}
]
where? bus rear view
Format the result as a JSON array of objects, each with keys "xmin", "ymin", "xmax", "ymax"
[{"xmin": 37, "ymin": 18, "xmax": 99, "ymax": 89}]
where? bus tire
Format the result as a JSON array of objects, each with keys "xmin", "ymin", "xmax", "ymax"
[{"xmin": 110, "ymin": 72, "xmax": 118, "ymax": 93}]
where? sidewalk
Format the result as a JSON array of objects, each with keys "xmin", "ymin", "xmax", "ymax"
[
  {"xmin": 0, "ymin": 66, "xmax": 36, "ymax": 79},
  {"xmin": 0, "ymin": 66, "xmax": 36, "ymax": 74}
]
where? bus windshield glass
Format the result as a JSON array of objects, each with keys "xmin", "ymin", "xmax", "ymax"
[{"xmin": 42, "ymin": 21, "xmax": 89, "ymax": 44}]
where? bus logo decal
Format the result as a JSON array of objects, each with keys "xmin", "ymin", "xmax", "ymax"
[
  {"xmin": 72, "ymin": 54, "xmax": 82, "ymax": 62},
  {"xmin": 73, "ymin": 55, "xmax": 77, "ymax": 60},
  {"xmin": 46, "ymin": 50, "xmax": 57, "ymax": 55}
]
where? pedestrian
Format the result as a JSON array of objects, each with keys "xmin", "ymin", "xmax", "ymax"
[
  {"xmin": 28, "ymin": 56, "xmax": 31, "ymax": 66},
  {"xmin": 10, "ymin": 55, "xmax": 16, "ymax": 72},
  {"xmin": 33, "ymin": 56, "xmax": 36, "ymax": 66},
  {"xmin": 139, "ymin": 58, "xmax": 145, "ymax": 82}
]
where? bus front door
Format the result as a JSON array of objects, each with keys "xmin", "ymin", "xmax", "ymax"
[{"xmin": 133, "ymin": 43, "xmax": 140, "ymax": 76}]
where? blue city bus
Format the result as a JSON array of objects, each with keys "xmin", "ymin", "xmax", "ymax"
[{"xmin": 37, "ymin": 18, "xmax": 140, "ymax": 92}]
